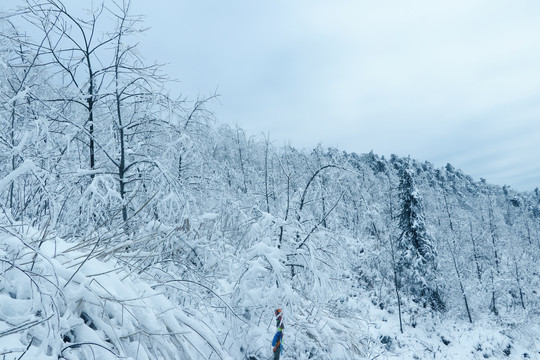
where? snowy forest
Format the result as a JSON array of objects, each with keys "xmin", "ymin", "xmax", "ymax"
[{"xmin": 1, "ymin": 1, "xmax": 539, "ymax": 359}]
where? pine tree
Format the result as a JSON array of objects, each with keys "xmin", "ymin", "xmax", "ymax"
[{"xmin": 398, "ymin": 161, "xmax": 445, "ymax": 311}]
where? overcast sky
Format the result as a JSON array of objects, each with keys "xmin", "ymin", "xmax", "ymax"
[{"xmin": 2, "ymin": 1, "xmax": 540, "ymax": 191}]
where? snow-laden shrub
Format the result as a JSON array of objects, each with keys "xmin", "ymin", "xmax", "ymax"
[{"xmin": 0, "ymin": 226, "xmax": 231, "ymax": 360}]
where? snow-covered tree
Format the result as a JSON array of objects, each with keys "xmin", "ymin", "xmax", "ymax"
[{"xmin": 397, "ymin": 160, "xmax": 445, "ymax": 311}]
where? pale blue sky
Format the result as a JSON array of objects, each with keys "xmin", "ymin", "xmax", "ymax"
[{"xmin": 2, "ymin": 0, "xmax": 540, "ymax": 191}]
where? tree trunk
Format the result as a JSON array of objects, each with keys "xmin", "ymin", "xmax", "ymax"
[
  {"xmin": 489, "ymin": 270, "xmax": 498, "ymax": 316},
  {"xmin": 86, "ymin": 56, "xmax": 95, "ymax": 176},
  {"xmin": 264, "ymin": 136, "xmax": 271, "ymax": 213},
  {"xmin": 468, "ymin": 219, "xmax": 483, "ymax": 282},
  {"xmin": 513, "ymin": 257, "xmax": 526, "ymax": 309}
]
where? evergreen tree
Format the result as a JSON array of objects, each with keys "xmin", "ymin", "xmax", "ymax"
[{"xmin": 398, "ymin": 161, "xmax": 445, "ymax": 311}]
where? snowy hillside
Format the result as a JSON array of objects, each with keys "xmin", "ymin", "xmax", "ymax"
[
  {"xmin": 1, "ymin": 1, "xmax": 540, "ymax": 359},
  {"xmin": 1, "ymin": 215, "xmax": 539, "ymax": 359}
]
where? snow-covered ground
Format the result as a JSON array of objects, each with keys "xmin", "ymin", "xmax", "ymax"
[
  {"xmin": 2, "ymin": 224, "xmax": 538, "ymax": 359},
  {"xmin": 0, "ymin": 226, "xmax": 232, "ymax": 360}
]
